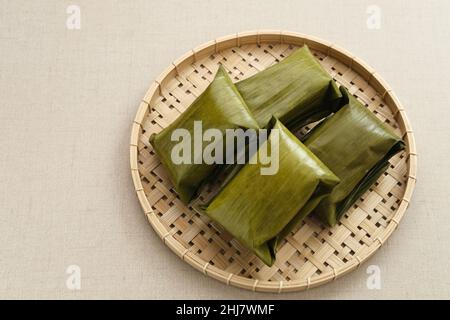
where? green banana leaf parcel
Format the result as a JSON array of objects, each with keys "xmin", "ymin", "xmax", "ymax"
[
  {"xmin": 201, "ymin": 118, "xmax": 340, "ymax": 266},
  {"xmin": 236, "ymin": 45, "xmax": 342, "ymax": 130},
  {"xmin": 303, "ymin": 87, "xmax": 405, "ymax": 226},
  {"xmin": 150, "ymin": 66, "xmax": 259, "ymax": 203}
]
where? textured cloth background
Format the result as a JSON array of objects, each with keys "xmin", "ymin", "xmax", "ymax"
[{"xmin": 0, "ymin": 0, "xmax": 449, "ymax": 299}]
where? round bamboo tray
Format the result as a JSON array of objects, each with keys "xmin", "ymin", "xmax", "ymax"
[{"xmin": 130, "ymin": 31, "xmax": 417, "ymax": 293}]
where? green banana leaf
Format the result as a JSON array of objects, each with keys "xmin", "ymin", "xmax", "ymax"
[
  {"xmin": 303, "ymin": 87, "xmax": 405, "ymax": 226},
  {"xmin": 150, "ymin": 65, "xmax": 259, "ymax": 203},
  {"xmin": 235, "ymin": 45, "xmax": 342, "ymax": 130},
  {"xmin": 200, "ymin": 118, "xmax": 340, "ymax": 266}
]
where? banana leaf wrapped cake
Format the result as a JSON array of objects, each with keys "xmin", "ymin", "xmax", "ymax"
[
  {"xmin": 201, "ymin": 119, "xmax": 340, "ymax": 266},
  {"xmin": 149, "ymin": 45, "xmax": 404, "ymax": 267},
  {"xmin": 150, "ymin": 66, "xmax": 259, "ymax": 203},
  {"xmin": 303, "ymin": 87, "xmax": 405, "ymax": 226},
  {"xmin": 236, "ymin": 45, "xmax": 342, "ymax": 129}
]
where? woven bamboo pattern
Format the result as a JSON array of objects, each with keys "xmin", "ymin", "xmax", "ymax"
[{"xmin": 130, "ymin": 31, "xmax": 417, "ymax": 293}]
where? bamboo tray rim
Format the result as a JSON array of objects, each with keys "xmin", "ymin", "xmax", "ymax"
[{"xmin": 130, "ymin": 30, "xmax": 417, "ymax": 293}]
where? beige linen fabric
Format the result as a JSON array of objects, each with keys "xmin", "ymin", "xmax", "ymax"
[{"xmin": 0, "ymin": 0, "xmax": 449, "ymax": 299}]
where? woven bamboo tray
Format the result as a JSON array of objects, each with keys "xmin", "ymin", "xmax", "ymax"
[{"xmin": 130, "ymin": 31, "xmax": 417, "ymax": 293}]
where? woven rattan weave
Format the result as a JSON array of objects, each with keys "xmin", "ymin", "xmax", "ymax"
[{"xmin": 130, "ymin": 31, "xmax": 417, "ymax": 292}]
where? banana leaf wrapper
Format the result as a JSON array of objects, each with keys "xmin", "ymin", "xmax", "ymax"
[
  {"xmin": 235, "ymin": 45, "xmax": 342, "ymax": 129},
  {"xmin": 150, "ymin": 66, "xmax": 259, "ymax": 203},
  {"xmin": 303, "ymin": 87, "xmax": 405, "ymax": 226},
  {"xmin": 200, "ymin": 118, "xmax": 340, "ymax": 266}
]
